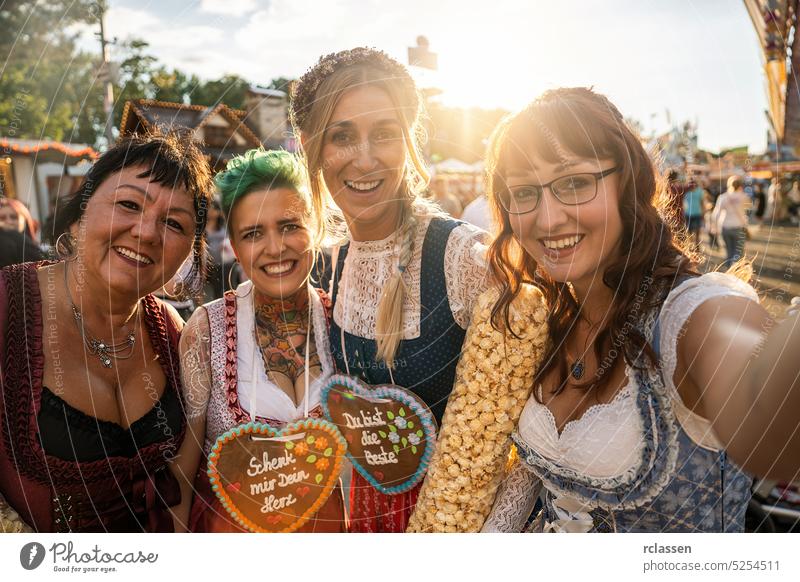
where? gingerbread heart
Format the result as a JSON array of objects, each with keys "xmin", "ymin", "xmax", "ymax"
[
  {"xmin": 207, "ymin": 418, "xmax": 346, "ymax": 533},
  {"xmin": 321, "ymin": 374, "xmax": 437, "ymax": 495}
]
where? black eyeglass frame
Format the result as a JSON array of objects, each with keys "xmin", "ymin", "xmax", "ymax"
[{"xmin": 500, "ymin": 166, "xmax": 619, "ymax": 215}]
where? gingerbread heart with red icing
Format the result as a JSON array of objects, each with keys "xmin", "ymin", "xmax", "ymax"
[{"xmin": 207, "ymin": 418, "xmax": 346, "ymax": 533}]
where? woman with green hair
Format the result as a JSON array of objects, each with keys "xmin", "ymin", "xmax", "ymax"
[{"xmin": 171, "ymin": 149, "xmax": 347, "ymax": 532}]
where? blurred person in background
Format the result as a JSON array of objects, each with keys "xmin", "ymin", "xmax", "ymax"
[
  {"xmin": 713, "ymin": 175, "xmax": 751, "ymax": 268},
  {"xmin": 682, "ymin": 179, "xmax": 704, "ymax": 248},
  {"xmin": 430, "ymin": 174, "xmax": 463, "ymax": 218},
  {"xmin": 0, "ymin": 229, "xmax": 44, "ymax": 268},
  {"xmin": 702, "ymin": 183, "xmax": 718, "ymax": 249},
  {"xmin": 203, "ymin": 197, "xmax": 227, "ymax": 301},
  {"xmin": 752, "ymin": 182, "xmax": 766, "ymax": 226},
  {"xmin": 0, "ymin": 196, "xmax": 39, "ymax": 242},
  {"xmin": 787, "ymin": 180, "xmax": 800, "ymax": 225},
  {"xmin": 766, "ymin": 177, "xmax": 784, "ymax": 223}
]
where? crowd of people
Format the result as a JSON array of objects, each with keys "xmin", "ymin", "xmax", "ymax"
[{"xmin": 1, "ymin": 47, "xmax": 799, "ymax": 534}]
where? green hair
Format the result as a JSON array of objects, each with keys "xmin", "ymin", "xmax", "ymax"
[{"xmin": 215, "ymin": 148, "xmax": 310, "ymax": 218}]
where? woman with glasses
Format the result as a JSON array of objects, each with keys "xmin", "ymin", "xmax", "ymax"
[{"xmin": 472, "ymin": 87, "xmax": 799, "ymax": 532}]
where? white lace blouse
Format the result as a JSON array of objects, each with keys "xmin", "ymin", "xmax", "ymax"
[
  {"xmin": 482, "ymin": 272, "xmax": 760, "ymax": 532},
  {"xmin": 332, "ymin": 215, "xmax": 489, "ymax": 338}
]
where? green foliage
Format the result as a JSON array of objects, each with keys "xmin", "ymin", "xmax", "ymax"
[
  {"xmin": 0, "ymin": 1, "xmax": 105, "ymax": 143},
  {"xmin": 192, "ymin": 74, "xmax": 250, "ymax": 110}
]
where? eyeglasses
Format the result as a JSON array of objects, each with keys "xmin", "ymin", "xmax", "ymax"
[{"xmin": 499, "ymin": 167, "xmax": 618, "ymax": 215}]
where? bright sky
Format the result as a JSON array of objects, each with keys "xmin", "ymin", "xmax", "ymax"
[{"xmin": 90, "ymin": 0, "xmax": 769, "ymax": 153}]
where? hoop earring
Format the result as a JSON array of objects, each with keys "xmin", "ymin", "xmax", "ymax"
[
  {"xmin": 55, "ymin": 232, "xmax": 77, "ymax": 261},
  {"xmin": 227, "ymin": 262, "xmax": 250, "ymax": 298}
]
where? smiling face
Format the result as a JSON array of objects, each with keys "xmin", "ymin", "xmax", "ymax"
[
  {"xmin": 228, "ymin": 188, "xmax": 314, "ymax": 300},
  {"xmin": 70, "ymin": 165, "xmax": 196, "ymax": 300},
  {"xmin": 504, "ymin": 153, "xmax": 623, "ymax": 295},
  {"xmin": 320, "ymin": 85, "xmax": 407, "ymax": 240}
]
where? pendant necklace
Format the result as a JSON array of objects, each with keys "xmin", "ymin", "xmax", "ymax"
[
  {"xmin": 569, "ymin": 316, "xmax": 601, "ymax": 381},
  {"xmin": 63, "ymin": 263, "xmax": 138, "ymax": 368}
]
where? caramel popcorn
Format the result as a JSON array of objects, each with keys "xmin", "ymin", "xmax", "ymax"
[
  {"xmin": 407, "ymin": 285, "xmax": 548, "ymax": 533},
  {"xmin": 0, "ymin": 495, "xmax": 33, "ymax": 533}
]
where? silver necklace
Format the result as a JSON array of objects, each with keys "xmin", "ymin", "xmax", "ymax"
[
  {"xmin": 569, "ymin": 317, "xmax": 601, "ymax": 381},
  {"xmin": 63, "ymin": 264, "xmax": 137, "ymax": 368}
]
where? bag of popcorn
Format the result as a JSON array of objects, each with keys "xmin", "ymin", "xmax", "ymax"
[{"xmin": 407, "ymin": 284, "xmax": 548, "ymax": 532}]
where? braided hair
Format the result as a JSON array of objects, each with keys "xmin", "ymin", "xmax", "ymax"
[{"xmin": 291, "ymin": 47, "xmax": 443, "ymax": 366}]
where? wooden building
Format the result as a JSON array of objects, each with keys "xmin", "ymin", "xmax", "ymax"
[{"xmin": 119, "ymin": 99, "xmax": 263, "ymax": 170}]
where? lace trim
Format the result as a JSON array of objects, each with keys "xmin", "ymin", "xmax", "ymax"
[
  {"xmin": 518, "ymin": 369, "xmax": 644, "ymax": 481},
  {"xmin": 202, "ymin": 284, "xmax": 332, "ymax": 453},
  {"xmin": 481, "ymin": 459, "xmax": 542, "ymax": 532},
  {"xmin": 41, "ymin": 385, "xmax": 177, "ymax": 439},
  {"xmin": 1, "ymin": 262, "xmax": 185, "ymax": 486},
  {"xmin": 513, "ymin": 306, "xmax": 679, "ymax": 512},
  {"xmin": 235, "ymin": 281, "xmax": 334, "ymax": 421},
  {"xmin": 658, "ymin": 273, "xmax": 759, "ymax": 451},
  {"xmin": 333, "ymin": 216, "xmax": 488, "ymax": 338}
]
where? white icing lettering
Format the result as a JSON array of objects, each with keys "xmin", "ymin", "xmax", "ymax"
[
  {"xmin": 364, "ymin": 446, "xmax": 399, "ymax": 465},
  {"xmin": 260, "ymin": 493, "xmax": 297, "ymax": 514},
  {"xmin": 361, "ymin": 431, "xmax": 381, "ymax": 446},
  {"xmin": 247, "ymin": 449, "xmax": 296, "ymax": 477},
  {"xmin": 277, "ymin": 470, "xmax": 310, "ymax": 487},
  {"xmin": 342, "ymin": 407, "xmax": 386, "ymax": 429},
  {"xmin": 249, "ymin": 478, "xmax": 277, "ymax": 496}
]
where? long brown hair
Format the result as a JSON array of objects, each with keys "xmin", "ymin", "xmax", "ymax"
[{"xmin": 486, "ymin": 87, "xmax": 699, "ymax": 397}]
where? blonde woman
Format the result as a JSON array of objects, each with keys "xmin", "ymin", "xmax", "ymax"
[{"xmin": 290, "ymin": 47, "xmax": 489, "ymax": 532}]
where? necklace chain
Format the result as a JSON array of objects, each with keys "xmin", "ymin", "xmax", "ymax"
[
  {"xmin": 63, "ymin": 263, "xmax": 138, "ymax": 368},
  {"xmin": 569, "ymin": 315, "xmax": 602, "ymax": 381}
]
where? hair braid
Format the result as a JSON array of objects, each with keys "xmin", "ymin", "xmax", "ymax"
[{"xmin": 375, "ymin": 198, "xmax": 417, "ymax": 367}]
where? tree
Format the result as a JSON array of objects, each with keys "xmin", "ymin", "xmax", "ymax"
[
  {"xmin": 267, "ymin": 76, "xmax": 293, "ymax": 95},
  {"xmin": 0, "ymin": 1, "xmax": 105, "ymax": 143},
  {"xmin": 191, "ymin": 74, "xmax": 250, "ymax": 110},
  {"xmin": 151, "ymin": 67, "xmax": 200, "ymax": 105}
]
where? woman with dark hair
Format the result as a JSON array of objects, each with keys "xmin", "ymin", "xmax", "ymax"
[
  {"xmin": 462, "ymin": 88, "xmax": 800, "ymax": 532},
  {"xmin": 0, "ymin": 130, "xmax": 213, "ymax": 532}
]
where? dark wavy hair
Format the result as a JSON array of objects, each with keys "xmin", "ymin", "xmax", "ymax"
[
  {"xmin": 51, "ymin": 130, "xmax": 214, "ymax": 297},
  {"xmin": 486, "ymin": 87, "xmax": 699, "ymax": 398}
]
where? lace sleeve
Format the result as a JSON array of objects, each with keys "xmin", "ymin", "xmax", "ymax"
[
  {"xmin": 659, "ymin": 272, "xmax": 759, "ymax": 392},
  {"xmin": 658, "ymin": 272, "xmax": 760, "ymax": 448},
  {"xmin": 481, "ymin": 459, "xmax": 542, "ymax": 532},
  {"xmin": 445, "ymin": 223, "xmax": 491, "ymax": 329},
  {"xmin": 179, "ymin": 307, "xmax": 213, "ymax": 422}
]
